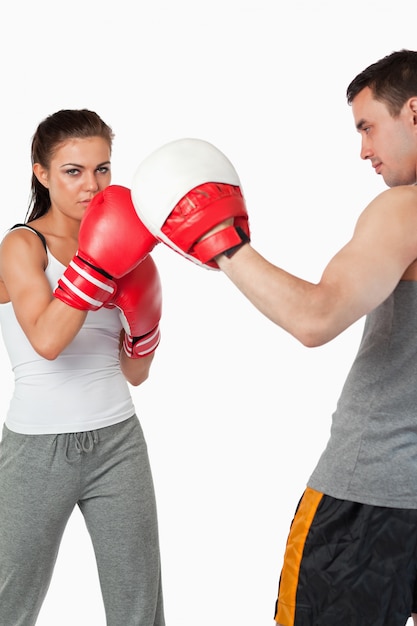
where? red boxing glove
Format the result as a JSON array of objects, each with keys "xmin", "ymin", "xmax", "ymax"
[
  {"xmin": 107, "ymin": 255, "xmax": 162, "ymax": 358},
  {"xmin": 54, "ymin": 185, "xmax": 158, "ymax": 310},
  {"xmin": 131, "ymin": 139, "xmax": 250, "ymax": 269}
]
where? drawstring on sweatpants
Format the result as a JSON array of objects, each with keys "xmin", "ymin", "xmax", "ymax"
[{"xmin": 65, "ymin": 430, "xmax": 99, "ymax": 462}]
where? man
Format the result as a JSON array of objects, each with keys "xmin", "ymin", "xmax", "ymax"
[
  {"xmin": 132, "ymin": 49, "xmax": 417, "ymax": 625},
  {"xmin": 216, "ymin": 49, "xmax": 417, "ymax": 626}
]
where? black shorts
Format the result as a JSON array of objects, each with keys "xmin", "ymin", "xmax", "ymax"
[{"xmin": 275, "ymin": 488, "xmax": 417, "ymax": 625}]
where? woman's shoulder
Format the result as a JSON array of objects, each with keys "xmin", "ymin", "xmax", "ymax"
[
  {"xmin": 6, "ymin": 223, "xmax": 47, "ymax": 251},
  {"xmin": 0, "ymin": 223, "xmax": 48, "ymax": 269},
  {"xmin": 0, "ymin": 225, "xmax": 49, "ymax": 303}
]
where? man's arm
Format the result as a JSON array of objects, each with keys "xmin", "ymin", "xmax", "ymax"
[{"xmin": 216, "ymin": 185, "xmax": 417, "ymax": 346}]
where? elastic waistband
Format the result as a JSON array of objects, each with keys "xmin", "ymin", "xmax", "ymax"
[{"xmin": 65, "ymin": 430, "xmax": 99, "ymax": 463}]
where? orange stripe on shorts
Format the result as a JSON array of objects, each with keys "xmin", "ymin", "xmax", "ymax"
[{"xmin": 275, "ymin": 488, "xmax": 323, "ymax": 625}]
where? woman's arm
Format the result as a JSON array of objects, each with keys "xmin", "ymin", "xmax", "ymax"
[
  {"xmin": 0, "ymin": 229, "xmax": 87, "ymax": 359},
  {"xmin": 119, "ymin": 335, "xmax": 155, "ymax": 386}
]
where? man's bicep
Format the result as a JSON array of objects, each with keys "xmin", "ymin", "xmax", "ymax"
[{"xmin": 320, "ymin": 191, "xmax": 417, "ymax": 319}]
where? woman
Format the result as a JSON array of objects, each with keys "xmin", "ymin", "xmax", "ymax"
[{"xmin": 0, "ymin": 109, "xmax": 165, "ymax": 625}]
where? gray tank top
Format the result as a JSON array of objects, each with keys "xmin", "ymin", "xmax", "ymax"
[{"xmin": 308, "ymin": 280, "xmax": 417, "ymax": 508}]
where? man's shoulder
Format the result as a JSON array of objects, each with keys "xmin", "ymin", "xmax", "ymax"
[
  {"xmin": 377, "ymin": 184, "xmax": 417, "ymax": 202},
  {"xmin": 362, "ymin": 185, "xmax": 417, "ymax": 221}
]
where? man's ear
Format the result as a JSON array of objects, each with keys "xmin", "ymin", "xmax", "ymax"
[
  {"xmin": 33, "ymin": 163, "xmax": 49, "ymax": 188},
  {"xmin": 409, "ymin": 97, "xmax": 417, "ymax": 125}
]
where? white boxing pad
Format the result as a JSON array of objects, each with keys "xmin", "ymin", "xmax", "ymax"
[{"xmin": 131, "ymin": 138, "xmax": 241, "ymax": 235}]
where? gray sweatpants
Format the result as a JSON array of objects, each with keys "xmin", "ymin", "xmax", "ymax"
[{"xmin": 0, "ymin": 415, "xmax": 165, "ymax": 626}]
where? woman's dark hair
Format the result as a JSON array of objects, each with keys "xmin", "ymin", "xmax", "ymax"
[
  {"xmin": 346, "ymin": 49, "xmax": 417, "ymax": 116},
  {"xmin": 27, "ymin": 109, "xmax": 114, "ymax": 222}
]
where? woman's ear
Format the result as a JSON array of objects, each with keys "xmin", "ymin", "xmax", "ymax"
[{"xmin": 33, "ymin": 163, "xmax": 49, "ymax": 188}]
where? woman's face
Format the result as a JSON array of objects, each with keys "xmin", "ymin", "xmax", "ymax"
[{"xmin": 34, "ymin": 136, "xmax": 112, "ymax": 221}]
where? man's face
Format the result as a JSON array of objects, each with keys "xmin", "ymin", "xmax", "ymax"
[{"xmin": 352, "ymin": 86, "xmax": 417, "ymax": 187}]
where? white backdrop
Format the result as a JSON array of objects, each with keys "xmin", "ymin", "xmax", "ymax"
[{"xmin": 1, "ymin": 1, "xmax": 416, "ymax": 624}]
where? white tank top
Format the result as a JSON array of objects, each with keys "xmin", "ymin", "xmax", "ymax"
[{"xmin": 0, "ymin": 226, "xmax": 135, "ymax": 434}]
